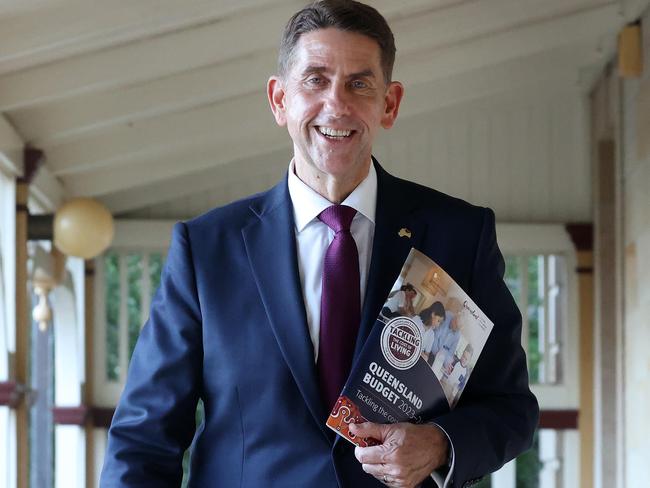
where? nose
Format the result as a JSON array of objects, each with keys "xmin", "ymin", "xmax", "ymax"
[{"xmin": 323, "ymin": 82, "xmax": 351, "ymax": 117}]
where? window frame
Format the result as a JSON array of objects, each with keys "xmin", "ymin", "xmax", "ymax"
[
  {"xmin": 93, "ymin": 220, "xmax": 172, "ymax": 407},
  {"xmin": 497, "ymin": 223, "xmax": 580, "ymax": 410}
]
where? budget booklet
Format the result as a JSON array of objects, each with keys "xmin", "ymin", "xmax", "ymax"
[{"xmin": 326, "ymin": 248, "xmax": 494, "ymax": 447}]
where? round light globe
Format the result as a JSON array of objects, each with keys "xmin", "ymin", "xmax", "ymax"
[{"xmin": 54, "ymin": 198, "xmax": 114, "ymax": 259}]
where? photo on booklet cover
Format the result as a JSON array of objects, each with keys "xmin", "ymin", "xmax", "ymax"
[{"xmin": 378, "ymin": 249, "xmax": 493, "ymax": 408}]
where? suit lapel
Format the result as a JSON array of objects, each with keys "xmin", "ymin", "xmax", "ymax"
[
  {"xmin": 355, "ymin": 162, "xmax": 427, "ymax": 358},
  {"xmin": 241, "ymin": 178, "xmax": 330, "ymax": 441}
]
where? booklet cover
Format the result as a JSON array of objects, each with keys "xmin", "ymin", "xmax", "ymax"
[{"xmin": 326, "ymin": 248, "xmax": 494, "ymax": 447}]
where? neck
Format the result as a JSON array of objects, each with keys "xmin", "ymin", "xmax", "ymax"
[{"xmin": 293, "ymin": 159, "xmax": 371, "ymax": 204}]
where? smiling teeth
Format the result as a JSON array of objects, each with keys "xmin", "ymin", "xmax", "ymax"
[{"xmin": 319, "ymin": 127, "xmax": 352, "ymax": 137}]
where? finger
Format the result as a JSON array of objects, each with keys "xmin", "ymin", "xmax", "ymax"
[
  {"xmin": 349, "ymin": 420, "xmax": 385, "ymax": 440},
  {"xmin": 354, "ymin": 444, "xmax": 391, "ymax": 464},
  {"xmin": 360, "ymin": 462, "xmax": 400, "ymax": 479}
]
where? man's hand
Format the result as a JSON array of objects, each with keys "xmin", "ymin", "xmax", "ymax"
[{"xmin": 349, "ymin": 421, "xmax": 449, "ymax": 487}]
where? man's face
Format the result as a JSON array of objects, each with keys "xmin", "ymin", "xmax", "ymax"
[
  {"xmin": 268, "ymin": 28, "xmax": 403, "ymax": 186},
  {"xmin": 451, "ymin": 316, "xmax": 461, "ymax": 332}
]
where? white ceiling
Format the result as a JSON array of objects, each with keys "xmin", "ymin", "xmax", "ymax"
[{"xmin": 0, "ymin": 0, "xmax": 647, "ymax": 217}]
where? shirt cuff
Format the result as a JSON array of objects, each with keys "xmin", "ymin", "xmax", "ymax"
[{"xmin": 429, "ymin": 423, "xmax": 455, "ymax": 488}]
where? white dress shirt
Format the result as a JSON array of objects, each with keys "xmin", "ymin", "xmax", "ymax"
[
  {"xmin": 287, "ymin": 160, "xmax": 453, "ymax": 488},
  {"xmin": 287, "ymin": 160, "xmax": 376, "ymax": 362}
]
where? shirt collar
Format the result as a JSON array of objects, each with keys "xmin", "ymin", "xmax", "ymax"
[{"xmin": 287, "ymin": 159, "xmax": 377, "ymax": 232}]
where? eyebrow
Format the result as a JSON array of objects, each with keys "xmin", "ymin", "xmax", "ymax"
[{"xmin": 301, "ymin": 66, "xmax": 377, "ymax": 79}]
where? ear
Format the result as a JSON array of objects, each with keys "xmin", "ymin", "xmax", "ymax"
[
  {"xmin": 267, "ymin": 76, "xmax": 287, "ymax": 127},
  {"xmin": 381, "ymin": 81, "xmax": 404, "ymax": 129}
]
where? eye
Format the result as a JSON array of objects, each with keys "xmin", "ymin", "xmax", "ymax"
[
  {"xmin": 306, "ymin": 76, "xmax": 324, "ymax": 86},
  {"xmin": 351, "ymin": 80, "xmax": 368, "ymax": 89}
]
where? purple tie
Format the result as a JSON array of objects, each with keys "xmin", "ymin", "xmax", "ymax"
[{"xmin": 317, "ymin": 204, "xmax": 360, "ymax": 413}]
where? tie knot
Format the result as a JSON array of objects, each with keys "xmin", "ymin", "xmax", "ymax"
[{"xmin": 318, "ymin": 205, "xmax": 357, "ymax": 233}]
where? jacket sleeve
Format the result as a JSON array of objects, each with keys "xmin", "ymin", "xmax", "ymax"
[
  {"xmin": 100, "ymin": 222, "xmax": 203, "ymax": 487},
  {"xmin": 433, "ymin": 208, "xmax": 540, "ymax": 487}
]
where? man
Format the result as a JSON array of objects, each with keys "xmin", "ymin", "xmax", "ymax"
[
  {"xmin": 101, "ymin": 1, "xmax": 538, "ymax": 487},
  {"xmin": 431, "ymin": 311, "xmax": 462, "ymax": 370}
]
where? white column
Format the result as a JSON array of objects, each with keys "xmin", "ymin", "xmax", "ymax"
[
  {"xmin": 0, "ymin": 166, "xmax": 17, "ymax": 488},
  {"xmin": 491, "ymin": 458, "xmax": 517, "ymax": 488},
  {"xmin": 52, "ymin": 263, "xmax": 86, "ymax": 488}
]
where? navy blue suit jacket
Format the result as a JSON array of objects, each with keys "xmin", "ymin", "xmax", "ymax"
[{"xmin": 101, "ymin": 162, "xmax": 538, "ymax": 487}]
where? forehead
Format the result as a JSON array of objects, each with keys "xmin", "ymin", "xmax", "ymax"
[{"xmin": 290, "ymin": 28, "xmax": 382, "ymax": 75}]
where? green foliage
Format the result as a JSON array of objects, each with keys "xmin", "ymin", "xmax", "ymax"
[
  {"xmin": 504, "ymin": 256, "xmax": 522, "ymax": 308},
  {"xmin": 105, "ymin": 253, "xmax": 120, "ymax": 381},
  {"xmin": 526, "ymin": 256, "xmax": 543, "ymax": 384},
  {"xmin": 149, "ymin": 252, "xmax": 163, "ymax": 294},
  {"xmin": 181, "ymin": 400, "xmax": 205, "ymax": 488},
  {"xmin": 503, "ymin": 254, "xmax": 544, "ymax": 384},
  {"xmin": 473, "ymin": 475, "xmax": 492, "ymax": 488},
  {"xmin": 127, "ymin": 253, "xmax": 142, "ymax": 360},
  {"xmin": 104, "ymin": 251, "xmax": 165, "ymax": 380},
  {"xmin": 516, "ymin": 430, "xmax": 542, "ymax": 488}
]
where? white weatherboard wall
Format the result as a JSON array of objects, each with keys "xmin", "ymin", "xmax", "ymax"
[
  {"xmin": 126, "ymin": 87, "xmax": 591, "ymax": 223},
  {"xmin": 619, "ymin": 9, "xmax": 650, "ymax": 486}
]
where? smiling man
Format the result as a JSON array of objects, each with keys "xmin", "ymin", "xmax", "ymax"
[{"xmin": 101, "ymin": 2, "xmax": 538, "ymax": 488}]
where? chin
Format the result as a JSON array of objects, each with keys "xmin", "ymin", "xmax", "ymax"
[{"xmin": 315, "ymin": 157, "xmax": 368, "ymax": 178}]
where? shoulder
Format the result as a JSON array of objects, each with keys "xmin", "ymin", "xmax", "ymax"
[
  {"xmin": 377, "ymin": 164, "xmax": 489, "ymax": 220},
  {"xmin": 182, "ymin": 180, "xmax": 285, "ymax": 237}
]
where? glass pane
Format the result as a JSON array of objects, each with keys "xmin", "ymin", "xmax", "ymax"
[
  {"xmin": 181, "ymin": 400, "xmax": 204, "ymax": 488},
  {"xmin": 104, "ymin": 252, "xmax": 120, "ymax": 381},
  {"xmin": 516, "ymin": 429, "xmax": 542, "ymax": 488},
  {"xmin": 504, "ymin": 255, "xmax": 522, "ymax": 308},
  {"xmin": 149, "ymin": 252, "xmax": 164, "ymax": 298},
  {"xmin": 127, "ymin": 253, "xmax": 142, "ymax": 360},
  {"xmin": 29, "ymin": 292, "xmax": 54, "ymax": 488},
  {"xmin": 474, "ymin": 475, "xmax": 492, "ymax": 487},
  {"xmin": 527, "ymin": 256, "xmax": 543, "ymax": 384}
]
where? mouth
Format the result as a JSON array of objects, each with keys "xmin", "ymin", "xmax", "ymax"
[{"xmin": 315, "ymin": 126, "xmax": 355, "ymax": 140}]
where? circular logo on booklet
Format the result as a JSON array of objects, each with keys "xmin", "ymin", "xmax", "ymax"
[{"xmin": 380, "ymin": 317, "xmax": 422, "ymax": 370}]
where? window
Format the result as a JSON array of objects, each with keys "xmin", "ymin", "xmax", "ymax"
[
  {"xmin": 505, "ymin": 254, "xmax": 567, "ymax": 386},
  {"xmin": 485, "ymin": 224, "xmax": 580, "ymax": 488},
  {"xmin": 100, "ymin": 250, "xmax": 165, "ymax": 387}
]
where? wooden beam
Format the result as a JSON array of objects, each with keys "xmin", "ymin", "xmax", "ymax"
[
  {"xmin": 0, "ymin": 0, "xmax": 304, "ymax": 111},
  {"xmin": 83, "ymin": 259, "xmax": 95, "ymax": 488},
  {"xmin": 0, "ymin": 0, "xmax": 620, "ymax": 112},
  {"xmin": 537, "ymin": 409, "xmax": 579, "ymax": 430},
  {"xmin": 396, "ymin": 2, "xmax": 621, "ymax": 86},
  {"xmin": 0, "ymin": 0, "xmax": 457, "ymax": 75},
  {"xmin": 11, "ymin": 49, "xmax": 277, "ymax": 144},
  {"xmin": 29, "ymin": 165, "xmax": 64, "ymax": 212},
  {"xmin": 57, "ymin": 60, "xmax": 582, "ymax": 200},
  {"xmin": 0, "ymin": 0, "xmax": 278, "ymax": 75},
  {"xmin": 16, "ymin": 40, "xmax": 595, "ymax": 146},
  {"xmin": 46, "ymin": 37, "xmax": 595, "ymax": 178},
  {"xmin": 15, "ymin": 179, "xmax": 29, "ymax": 488},
  {"xmin": 566, "ymin": 223, "xmax": 595, "ymax": 488},
  {"xmin": 33, "ymin": 6, "xmax": 617, "ymax": 175},
  {"xmin": 63, "ymin": 134, "xmax": 288, "ymax": 199},
  {"xmin": 92, "ymin": 63, "xmax": 582, "ymax": 213},
  {"xmin": 0, "ymin": 115, "xmax": 24, "ymax": 176},
  {"xmin": 100, "ymin": 148, "xmax": 291, "ymax": 214}
]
